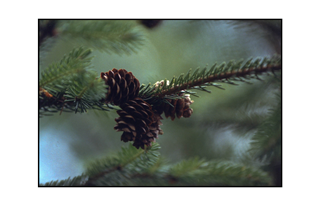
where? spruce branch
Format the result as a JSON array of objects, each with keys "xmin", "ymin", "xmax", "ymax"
[
  {"xmin": 248, "ymin": 93, "xmax": 281, "ymax": 160},
  {"xmin": 39, "ymin": 20, "xmax": 281, "ymax": 186},
  {"xmin": 40, "ymin": 144, "xmax": 271, "ymax": 186},
  {"xmin": 166, "ymin": 157, "xmax": 208, "ymax": 184},
  {"xmin": 57, "ymin": 20, "xmax": 145, "ymax": 55},
  {"xmin": 164, "ymin": 159, "xmax": 272, "ymax": 186},
  {"xmin": 203, "ymin": 160, "xmax": 272, "ymax": 186},
  {"xmin": 39, "ymin": 47, "xmax": 93, "ymax": 88},
  {"xmin": 151, "ymin": 55, "xmax": 281, "ymax": 98},
  {"xmin": 39, "ymin": 174, "xmax": 87, "ymax": 186},
  {"xmin": 39, "ymin": 47, "xmax": 114, "ymax": 116},
  {"xmin": 84, "ymin": 143, "xmax": 160, "ymax": 186}
]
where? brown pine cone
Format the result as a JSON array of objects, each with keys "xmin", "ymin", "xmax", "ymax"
[
  {"xmin": 100, "ymin": 68, "xmax": 140, "ymax": 105},
  {"xmin": 153, "ymin": 80, "xmax": 193, "ymax": 120},
  {"xmin": 114, "ymin": 97, "xmax": 163, "ymax": 149},
  {"xmin": 161, "ymin": 92, "xmax": 194, "ymax": 121},
  {"xmin": 133, "ymin": 111, "xmax": 163, "ymax": 149}
]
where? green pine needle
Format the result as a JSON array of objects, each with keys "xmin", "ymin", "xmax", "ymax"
[
  {"xmin": 40, "ymin": 47, "xmax": 93, "ymax": 88},
  {"xmin": 139, "ymin": 55, "xmax": 281, "ymax": 106},
  {"xmin": 57, "ymin": 20, "xmax": 145, "ymax": 55},
  {"xmin": 39, "ymin": 174, "xmax": 87, "ymax": 186},
  {"xmin": 249, "ymin": 93, "xmax": 281, "ymax": 160}
]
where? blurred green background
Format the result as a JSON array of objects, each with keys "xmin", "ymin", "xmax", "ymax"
[{"xmin": 39, "ymin": 20, "xmax": 281, "ymax": 184}]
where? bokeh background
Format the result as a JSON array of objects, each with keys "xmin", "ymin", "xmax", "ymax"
[{"xmin": 39, "ymin": 20, "xmax": 281, "ymax": 184}]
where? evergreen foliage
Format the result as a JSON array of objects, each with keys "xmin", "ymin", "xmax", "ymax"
[
  {"xmin": 57, "ymin": 20, "xmax": 145, "ymax": 54},
  {"xmin": 249, "ymin": 92, "xmax": 281, "ymax": 160},
  {"xmin": 139, "ymin": 55, "xmax": 281, "ymax": 106},
  {"xmin": 39, "ymin": 47, "xmax": 113, "ymax": 116},
  {"xmin": 41, "ymin": 143, "xmax": 271, "ymax": 186},
  {"xmin": 84, "ymin": 143, "xmax": 161, "ymax": 186},
  {"xmin": 39, "ymin": 47, "xmax": 93, "ymax": 88},
  {"xmin": 39, "ymin": 20, "xmax": 282, "ymax": 186},
  {"xmin": 168, "ymin": 158, "xmax": 271, "ymax": 186},
  {"xmin": 39, "ymin": 175, "xmax": 87, "ymax": 186}
]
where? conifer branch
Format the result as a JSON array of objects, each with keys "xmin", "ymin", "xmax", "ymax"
[
  {"xmin": 39, "ymin": 20, "xmax": 281, "ymax": 186},
  {"xmin": 249, "ymin": 93, "xmax": 281, "ymax": 160},
  {"xmin": 39, "ymin": 174, "xmax": 87, "ymax": 186},
  {"xmin": 164, "ymin": 159, "xmax": 272, "ymax": 186},
  {"xmin": 40, "ymin": 144, "xmax": 272, "ymax": 186},
  {"xmin": 153, "ymin": 55, "xmax": 281, "ymax": 98},
  {"xmin": 169, "ymin": 157, "xmax": 206, "ymax": 178},
  {"xmin": 83, "ymin": 143, "xmax": 160, "ymax": 186},
  {"xmin": 39, "ymin": 47, "xmax": 114, "ymax": 116},
  {"xmin": 57, "ymin": 20, "xmax": 145, "ymax": 54},
  {"xmin": 39, "ymin": 47, "xmax": 93, "ymax": 88}
]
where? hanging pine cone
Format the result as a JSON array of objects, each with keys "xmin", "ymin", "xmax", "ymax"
[
  {"xmin": 114, "ymin": 97, "xmax": 163, "ymax": 149},
  {"xmin": 100, "ymin": 68, "xmax": 140, "ymax": 105},
  {"xmin": 161, "ymin": 92, "xmax": 194, "ymax": 121},
  {"xmin": 133, "ymin": 111, "xmax": 163, "ymax": 149},
  {"xmin": 154, "ymin": 93, "xmax": 193, "ymax": 121},
  {"xmin": 153, "ymin": 80, "xmax": 194, "ymax": 121}
]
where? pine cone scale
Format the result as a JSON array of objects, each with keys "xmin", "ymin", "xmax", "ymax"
[{"xmin": 123, "ymin": 115, "xmax": 135, "ymax": 123}]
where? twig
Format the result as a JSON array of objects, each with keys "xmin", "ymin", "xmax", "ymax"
[{"xmin": 156, "ymin": 64, "xmax": 281, "ymax": 98}]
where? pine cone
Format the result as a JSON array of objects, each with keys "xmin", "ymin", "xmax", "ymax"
[
  {"xmin": 133, "ymin": 111, "xmax": 163, "ymax": 149},
  {"xmin": 153, "ymin": 80, "xmax": 193, "ymax": 120},
  {"xmin": 101, "ymin": 68, "xmax": 140, "ymax": 105},
  {"xmin": 161, "ymin": 92, "xmax": 194, "ymax": 121},
  {"xmin": 114, "ymin": 98, "xmax": 163, "ymax": 149}
]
